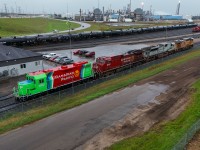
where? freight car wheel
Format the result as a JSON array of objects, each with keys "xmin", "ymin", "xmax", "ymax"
[{"xmin": 19, "ymin": 97, "xmax": 26, "ymax": 102}]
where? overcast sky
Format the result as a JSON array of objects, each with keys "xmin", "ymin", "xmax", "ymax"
[{"xmin": 0, "ymin": 0, "xmax": 199, "ymax": 16}]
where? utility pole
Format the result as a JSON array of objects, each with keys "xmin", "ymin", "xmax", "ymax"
[
  {"xmin": 18, "ymin": 7, "xmax": 21, "ymax": 14},
  {"xmin": 4, "ymin": 4, "xmax": 8, "ymax": 14},
  {"xmin": 150, "ymin": 5, "xmax": 152, "ymax": 15},
  {"xmin": 67, "ymin": 21, "xmax": 72, "ymax": 59},
  {"xmin": 149, "ymin": 5, "xmax": 152, "ymax": 21},
  {"xmin": 67, "ymin": 2, "xmax": 68, "ymax": 19},
  {"xmin": 15, "ymin": 2, "xmax": 17, "ymax": 14},
  {"xmin": 79, "ymin": 9, "xmax": 82, "ymax": 22},
  {"xmin": 103, "ymin": 6, "xmax": 104, "ymax": 20}
]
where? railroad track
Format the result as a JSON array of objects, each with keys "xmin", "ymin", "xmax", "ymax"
[
  {"xmin": 0, "ymin": 94, "xmax": 13, "ymax": 101},
  {"xmin": 24, "ymin": 28, "xmax": 199, "ymax": 52},
  {"xmin": 0, "ymin": 103, "xmax": 19, "ymax": 114},
  {"xmin": 0, "ymin": 94, "xmax": 16, "ymax": 109},
  {"xmin": 1, "ymin": 41, "xmax": 200, "ymax": 114}
]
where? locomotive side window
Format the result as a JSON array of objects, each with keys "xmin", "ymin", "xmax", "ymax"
[
  {"xmin": 99, "ymin": 59, "xmax": 105, "ymax": 64},
  {"xmin": 39, "ymin": 79, "xmax": 44, "ymax": 84}
]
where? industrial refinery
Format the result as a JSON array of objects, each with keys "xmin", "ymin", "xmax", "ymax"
[{"xmin": 0, "ymin": 0, "xmax": 195, "ymax": 23}]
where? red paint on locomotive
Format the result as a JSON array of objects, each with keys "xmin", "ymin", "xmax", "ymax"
[
  {"xmin": 50, "ymin": 61, "xmax": 88, "ymax": 88},
  {"xmin": 93, "ymin": 50, "xmax": 143, "ymax": 73}
]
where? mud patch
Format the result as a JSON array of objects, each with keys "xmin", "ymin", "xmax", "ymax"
[
  {"xmin": 76, "ymin": 57, "xmax": 200, "ymax": 150},
  {"xmin": 77, "ymin": 89, "xmax": 191, "ymax": 150},
  {"xmin": 187, "ymin": 130, "xmax": 200, "ymax": 150}
]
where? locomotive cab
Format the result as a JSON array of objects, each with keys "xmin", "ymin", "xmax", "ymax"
[
  {"xmin": 15, "ymin": 73, "xmax": 47, "ymax": 100},
  {"xmin": 158, "ymin": 42, "xmax": 175, "ymax": 52},
  {"xmin": 183, "ymin": 38, "xmax": 194, "ymax": 48},
  {"xmin": 16, "ymin": 78, "xmax": 35, "ymax": 98},
  {"xmin": 93, "ymin": 57, "xmax": 109, "ymax": 73}
]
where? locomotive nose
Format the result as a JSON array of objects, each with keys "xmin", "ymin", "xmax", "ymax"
[
  {"xmin": 93, "ymin": 62, "xmax": 97, "ymax": 68},
  {"xmin": 92, "ymin": 63, "xmax": 98, "ymax": 71}
]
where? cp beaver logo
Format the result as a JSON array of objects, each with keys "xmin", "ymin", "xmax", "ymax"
[{"xmin": 74, "ymin": 70, "xmax": 80, "ymax": 77}]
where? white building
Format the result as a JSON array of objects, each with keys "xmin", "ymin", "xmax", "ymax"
[
  {"xmin": 0, "ymin": 44, "xmax": 43, "ymax": 78},
  {"xmin": 108, "ymin": 19, "xmax": 118, "ymax": 22},
  {"xmin": 124, "ymin": 18, "xmax": 133, "ymax": 22}
]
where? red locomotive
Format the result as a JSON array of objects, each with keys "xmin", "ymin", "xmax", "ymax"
[
  {"xmin": 192, "ymin": 26, "xmax": 200, "ymax": 32},
  {"xmin": 44, "ymin": 61, "xmax": 90, "ymax": 89},
  {"xmin": 93, "ymin": 50, "xmax": 143, "ymax": 74}
]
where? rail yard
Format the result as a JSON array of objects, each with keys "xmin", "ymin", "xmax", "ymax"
[
  {"xmin": 1, "ymin": 4, "xmax": 200, "ymax": 149},
  {"xmin": 1, "ymin": 39, "xmax": 200, "ymax": 150}
]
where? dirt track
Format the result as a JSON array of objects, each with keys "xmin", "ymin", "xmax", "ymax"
[
  {"xmin": 0, "ymin": 76, "xmax": 24, "ymax": 97},
  {"xmin": 187, "ymin": 130, "xmax": 200, "ymax": 150},
  {"xmin": 77, "ymin": 55, "xmax": 200, "ymax": 150}
]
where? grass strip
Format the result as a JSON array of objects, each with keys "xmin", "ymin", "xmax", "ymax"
[
  {"xmin": 71, "ymin": 21, "xmax": 173, "ymax": 33},
  {"xmin": 0, "ymin": 49, "xmax": 200, "ymax": 134},
  {"xmin": 108, "ymin": 61, "xmax": 200, "ymax": 150},
  {"xmin": 0, "ymin": 18, "xmax": 80, "ymax": 37}
]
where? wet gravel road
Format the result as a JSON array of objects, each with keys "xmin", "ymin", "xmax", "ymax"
[{"xmin": 0, "ymin": 83, "xmax": 168, "ymax": 150}]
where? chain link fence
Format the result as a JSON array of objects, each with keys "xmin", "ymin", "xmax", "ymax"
[
  {"xmin": 172, "ymin": 119, "xmax": 200, "ymax": 150},
  {"xmin": 0, "ymin": 48, "xmax": 199, "ymax": 120}
]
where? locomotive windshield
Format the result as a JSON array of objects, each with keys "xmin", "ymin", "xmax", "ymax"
[
  {"xmin": 26, "ymin": 76, "xmax": 35, "ymax": 83},
  {"xmin": 97, "ymin": 58, "xmax": 105, "ymax": 64}
]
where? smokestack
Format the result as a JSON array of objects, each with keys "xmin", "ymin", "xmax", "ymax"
[
  {"xmin": 79, "ymin": 9, "xmax": 82, "ymax": 22},
  {"xmin": 4, "ymin": 4, "xmax": 8, "ymax": 14},
  {"xmin": 103, "ymin": 6, "xmax": 104, "ymax": 21},
  {"xmin": 176, "ymin": 1, "xmax": 181, "ymax": 15},
  {"xmin": 141, "ymin": 2, "xmax": 144, "ymax": 10}
]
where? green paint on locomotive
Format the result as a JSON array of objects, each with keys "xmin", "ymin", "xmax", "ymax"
[
  {"xmin": 16, "ymin": 73, "xmax": 48, "ymax": 97},
  {"xmin": 14, "ymin": 62, "xmax": 93, "ymax": 98},
  {"xmin": 81, "ymin": 62, "xmax": 93, "ymax": 79},
  {"xmin": 46, "ymin": 72, "xmax": 54, "ymax": 90}
]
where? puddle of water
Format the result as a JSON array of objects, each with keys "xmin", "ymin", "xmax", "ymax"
[
  {"xmin": 119, "ymin": 83, "xmax": 169, "ymax": 106},
  {"xmin": 170, "ymin": 81, "xmax": 176, "ymax": 85}
]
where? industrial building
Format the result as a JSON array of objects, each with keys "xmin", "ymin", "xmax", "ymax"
[
  {"xmin": 134, "ymin": 8, "xmax": 144, "ymax": 21},
  {"xmin": 150, "ymin": 15, "xmax": 183, "ymax": 20},
  {"xmin": 108, "ymin": 14, "xmax": 120, "ymax": 22},
  {"xmin": 0, "ymin": 44, "xmax": 43, "ymax": 78}
]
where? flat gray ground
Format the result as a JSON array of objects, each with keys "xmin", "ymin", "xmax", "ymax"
[{"xmin": 0, "ymin": 83, "xmax": 167, "ymax": 150}]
